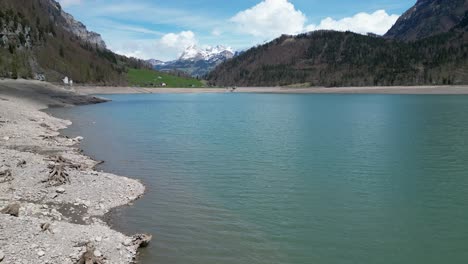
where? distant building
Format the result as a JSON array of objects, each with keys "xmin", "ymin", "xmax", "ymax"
[
  {"xmin": 62, "ymin": 76, "xmax": 74, "ymax": 87},
  {"xmin": 35, "ymin": 73, "xmax": 46, "ymax": 81}
]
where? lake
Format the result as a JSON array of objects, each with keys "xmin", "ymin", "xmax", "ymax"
[{"xmin": 49, "ymin": 93, "xmax": 468, "ymax": 264}]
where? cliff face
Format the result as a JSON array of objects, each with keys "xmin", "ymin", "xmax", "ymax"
[
  {"xmin": 0, "ymin": 0, "xmax": 147, "ymax": 84},
  {"xmin": 385, "ymin": 0, "xmax": 468, "ymax": 41},
  {"xmin": 53, "ymin": 1, "xmax": 107, "ymax": 49}
]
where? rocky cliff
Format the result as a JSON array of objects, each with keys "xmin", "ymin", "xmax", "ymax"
[
  {"xmin": 0, "ymin": 0, "xmax": 147, "ymax": 84},
  {"xmin": 385, "ymin": 0, "xmax": 468, "ymax": 41},
  {"xmin": 55, "ymin": 3, "xmax": 107, "ymax": 49}
]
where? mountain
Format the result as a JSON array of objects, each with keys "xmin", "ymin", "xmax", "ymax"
[
  {"xmin": 152, "ymin": 45, "xmax": 234, "ymax": 77},
  {"xmin": 179, "ymin": 45, "xmax": 234, "ymax": 61},
  {"xmin": 0, "ymin": 0, "xmax": 148, "ymax": 84},
  {"xmin": 207, "ymin": 0, "xmax": 468, "ymax": 87},
  {"xmin": 147, "ymin": 59, "xmax": 165, "ymax": 67},
  {"xmin": 385, "ymin": 0, "xmax": 468, "ymax": 41},
  {"xmin": 59, "ymin": 8, "xmax": 107, "ymax": 49}
]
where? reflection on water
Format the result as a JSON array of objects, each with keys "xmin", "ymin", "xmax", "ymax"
[{"xmin": 49, "ymin": 94, "xmax": 468, "ymax": 264}]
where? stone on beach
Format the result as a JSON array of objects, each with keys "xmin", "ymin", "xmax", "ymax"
[
  {"xmin": 0, "ymin": 79, "xmax": 146, "ymax": 264},
  {"xmin": 1, "ymin": 203, "xmax": 20, "ymax": 217}
]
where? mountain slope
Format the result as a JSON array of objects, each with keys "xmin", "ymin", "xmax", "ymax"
[
  {"xmin": 0, "ymin": 0, "xmax": 148, "ymax": 84},
  {"xmin": 153, "ymin": 45, "xmax": 234, "ymax": 77},
  {"xmin": 385, "ymin": 0, "xmax": 468, "ymax": 41},
  {"xmin": 208, "ymin": 0, "xmax": 468, "ymax": 87},
  {"xmin": 208, "ymin": 29, "xmax": 468, "ymax": 87}
]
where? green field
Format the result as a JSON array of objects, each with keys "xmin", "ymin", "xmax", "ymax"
[{"xmin": 127, "ymin": 68, "xmax": 204, "ymax": 88}]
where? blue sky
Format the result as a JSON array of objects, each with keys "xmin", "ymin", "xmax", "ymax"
[{"xmin": 58, "ymin": 0, "xmax": 415, "ymax": 61}]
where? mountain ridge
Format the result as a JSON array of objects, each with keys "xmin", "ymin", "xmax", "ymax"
[
  {"xmin": 57, "ymin": 2, "xmax": 107, "ymax": 49},
  {"xmin": 151, "ymin": 45, "xmax": 234, "ymax": 77},
  {"xmin": 207, "ymin": 0, "xmax": 468, "ymax": 87},
  {"xmin": 385, "ymin": 0, "xmax": 468, "ymax": 41},
  {"xmin": 178, "ymin": 45, "xmax": 234, "ymax": 61}
]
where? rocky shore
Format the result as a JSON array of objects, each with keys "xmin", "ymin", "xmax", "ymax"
[
  {"xmin": 0, "ymin": 79, "xmax": 149, "ymax": 264},
  {"xmin": 73, "ymin": 85, "xmax": 468, "ymax": 95}
]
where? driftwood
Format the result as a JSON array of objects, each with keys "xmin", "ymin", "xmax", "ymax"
[
  {"xmin": 47, "ymin": 156, "xmax": 69, "ymax": 164},
  {"xmin": 91, "ymin": 161, "xmax": 104, "ymax": 170},
  {"xmin": 43, "ymin": 155, "xmax": 85, "ymax": 186},
  {"xmin": 40, "ymin": 223, "xmax": 52, "ymax": 232},
  {"xmin": 40, "ymin": 135, "xmax": 55, "ymax": 140},
  {"xmin": 16, "ymin": 160, "xmax": 26, "ymax": 168},
  {"xmin": 77, "ymin": 243, "xmax": 105, "ymax": 264},
  {"xmin": 1, "ymin": 203, "xmax": 20, "ymax": 217},
  {"xmin": 132, "ymin": 234, "xmax": 152, "ymax": 248},
  {"xmin": 47, "ymin": 156, "xmax": 81, "ymax": 169},
  {"xmin": 0, "ymin": 169, "xmax": 13, "ymax": 183},
  {"xmin": 46, "ymin": 163, "xmax": 70, "ymax": 186}
]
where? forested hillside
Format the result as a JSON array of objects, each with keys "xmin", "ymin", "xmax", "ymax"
[
  {"xmin": 207, "ymin": 0, "xmax": 468, "ymax": 87},
  {"xmin": 0, "ymin": 0, "xmax": 148, "ymax": 85}
]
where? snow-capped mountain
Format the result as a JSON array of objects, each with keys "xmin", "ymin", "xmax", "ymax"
[
  {"xmin": 147, "ymin": 59, "xmax": 165, "ymax": 67},
  {"xmin": 179, "ymin": 45, "xmax": 235, "ymax": 61},
  {"xmin": 149, "ymin": 45, "xmax": 235, "ymax": 77}
]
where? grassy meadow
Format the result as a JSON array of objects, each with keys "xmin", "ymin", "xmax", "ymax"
[{"xmin": 127, "ymin": 68, "xmax": 204, "ymax": 88}]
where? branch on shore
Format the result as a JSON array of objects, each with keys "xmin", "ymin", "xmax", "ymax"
[
  {"xmin": 40, "ymin": 222, "xmax": 52, "ymax": 233},
  {"xmin": 47, "ymin": 155, "xmax": 82, "ymax": 169},
  {"xmin": 46, "ymin": 163, "xmax": 70, "ymax": 186},
  {"xmin": 0, "ymin": 169, "xmax": 13, "ymax": 183},
  {"xmin": 131, "ymin": 234, "xmax": 152, "ymax": 248},
  {"xmin": 43, "ymin": 155, "xmax": 88, "ymax": 186},
  {"xmin": 91, "ymin": 160, "xmax": 104, "ymax": 170},
  {"xmin": 40, "ymin": 135, "xmax": 55, "ymax": 140},
  {"xmin": 16, "ymin": 160, "xmax": 26, "ymax": 168}
]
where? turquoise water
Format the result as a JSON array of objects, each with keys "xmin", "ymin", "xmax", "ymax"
[{"xmin": 50, "ymin": 93, "xmax": 468, "ymax": 264}]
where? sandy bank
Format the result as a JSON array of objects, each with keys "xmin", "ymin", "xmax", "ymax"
[
  {"xmin": 0, "ymin": 79, "xmax": 147, "ymax": 263},
  {"xmin": 73, "ymin": 85, "xmax": 468, "ymax": 95}
]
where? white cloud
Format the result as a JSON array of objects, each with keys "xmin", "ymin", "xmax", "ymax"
[
  {"xmin": 306, "ymin": 10, "xmax": 399, "ymax": 35},
  {"xmin": 58, "ymin": 0, "xmax": 82, "ymax": 7},
  {"xmin": 211, "ymin": 28, "xmax": 222, "ymax": 36},
  {"xmin": 230, "ymin": 0, "xmax": 306, "ymax": 38},
  {"xmin": 111, "ymin": 31, "xmax": 197, "ymax": 61},
  {"xmin": 116, "ymin": 25, "xmax": 164, "ymax": 36},
  {"xmin": 159, "ymin": 31, "xmax": 197, "ymax": 48},
  {"xmin": 229, "ymin": 0, "xmax": 399, "ymax": 39},
  {"xmin": 89, "ymin": 2, "xmax": 221, "ymax": 31}
]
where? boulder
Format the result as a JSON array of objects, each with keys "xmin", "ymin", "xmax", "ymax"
[{"xmin": 1, "ymin": 203, "xmax": 20, "ymax": 217}]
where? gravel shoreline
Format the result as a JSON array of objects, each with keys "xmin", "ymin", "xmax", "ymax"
[
  {"xmin": 73, "ymin": 85, "xmax": 468, "ymax": 95},
  {"xmin": 0, "ymin": 79, "xmax": 148, "ymax": 264}
]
